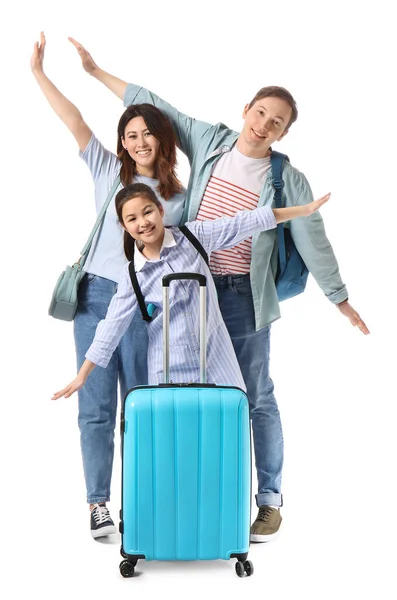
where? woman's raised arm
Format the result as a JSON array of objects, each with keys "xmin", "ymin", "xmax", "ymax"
[{"xmin": 31, "ymin": 32, "xmax": 92, "ymax": 152}]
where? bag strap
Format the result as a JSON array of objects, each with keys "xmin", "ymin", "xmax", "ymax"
[
  {"xmin": 78, "ymin": 176, "xmax": 121, "ymax": 268},
  {"xmin": 271, "ymin": 151, "xmax": 289, "ymax": 270},
  {"xmin": 179, "ymin": 225, "xmax": 209, "ymax": 265},
  {"xmin": 129, "ymin": 226, "xmax": 209, "ymax": 322},
  {"xmin": 128, "ymin": 244, "xmax": 152, "ymax": 322}
]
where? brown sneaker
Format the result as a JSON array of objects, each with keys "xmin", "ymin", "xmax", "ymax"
[{"xmin": 250, "ymin": 506, "xmax": 282, "ymax": 542}]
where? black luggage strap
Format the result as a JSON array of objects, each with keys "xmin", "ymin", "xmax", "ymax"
[{"xmin": 128, "ymin": 227, "xmax": 209, "ymax": 322}]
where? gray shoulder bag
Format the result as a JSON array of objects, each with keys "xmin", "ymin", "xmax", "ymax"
[{"xmin": 48, "ymin": 176, "xmax": 121, "ymax": 321}]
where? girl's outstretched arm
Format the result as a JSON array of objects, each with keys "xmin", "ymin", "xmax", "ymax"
[
  {"xmin": 273, "ymin": 193, "xmax": 331, "ymax": 223},
  {"xmin": 31, "ymin": 32, "xmax": 92, "ymax": 151},
  {"xmin": 52, "ymin": 264, "xmax": 139, "ymax": 400},
  {"xmin": 51, "ymin": 359, "xmax": 96, "ymax": 400},
  {"xmin": 69, "ymin": 37, "xmax": 128, "ymax": 100},
  {"xmin": 188, "ymin": 193, "xmax": 332, "ymax": 254}
]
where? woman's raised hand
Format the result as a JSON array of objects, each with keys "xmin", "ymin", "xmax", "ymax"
[
  {"xmin": 68, "ymin": 37, "xmax": 98, "ymax": 74},
  {"xmin": 30, "ymin": 31, "xmax": 46, "ymax": 73}
]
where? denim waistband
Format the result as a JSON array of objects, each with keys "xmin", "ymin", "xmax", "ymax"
[
  {"xmin": 212, "ymin": 273, "xmax": 251, "ymax": 289},
  {"xmin": 80, "ymin": 272, "xmax": 118, "ymax": 294}
]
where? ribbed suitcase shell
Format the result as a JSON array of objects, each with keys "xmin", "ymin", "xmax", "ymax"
[{"xmin": 121, "ymin": 384, "xmax": 250, "ymax": 561}]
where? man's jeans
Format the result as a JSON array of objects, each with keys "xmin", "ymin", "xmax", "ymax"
[
  {"xmin": 214, "ymin": 274, "xmax": 283, "ymax": 508},
  {"xmin": 74, "ymin": 274, "xmax": 148, "ymax": 504}
]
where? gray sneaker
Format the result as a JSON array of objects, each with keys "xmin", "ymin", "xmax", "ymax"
[{"xmin": 250, "ymin": 506, "xmax": 282, "ymax": 542}]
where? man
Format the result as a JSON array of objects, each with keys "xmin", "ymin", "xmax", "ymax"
[{"xmin": 70, "ymin": 38, "xmax": 369, "ymax": 542}]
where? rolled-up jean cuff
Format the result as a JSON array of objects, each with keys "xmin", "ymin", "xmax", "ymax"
[
  {"xmin": 256, "ymin": 492, "xmax": 283, "ymax": 508},
  {"xmin": 88, "ymin": 496, "xmax": 110, "ymax": 504}
]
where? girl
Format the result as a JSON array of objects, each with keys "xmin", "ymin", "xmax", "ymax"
[
  {"xmin": 52, "ymin": 183, "xmax": 330, "ymax": 397},
  {"xmin": 31, "ymin": 33, "xmax": 186, "ymax": 538}
]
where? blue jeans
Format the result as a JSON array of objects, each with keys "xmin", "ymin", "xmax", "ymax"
[
  {"xmin": 74, "ymin": 273, "xmax": 148, "ymax": 504},
  {"xmin": 214, "ymin": 274, "xmax": 283, "ymax": 508}
]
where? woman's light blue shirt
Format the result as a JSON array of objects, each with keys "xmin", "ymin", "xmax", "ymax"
[{"xmin": 79, "ymin": 134, "xmax": 186, "ymax": 283}]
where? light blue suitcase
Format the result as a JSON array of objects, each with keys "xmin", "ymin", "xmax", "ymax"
[{"xmin": 119, "ymin": 273, "xmax": 253, "ymax": 578}]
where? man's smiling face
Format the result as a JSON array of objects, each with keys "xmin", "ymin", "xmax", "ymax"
[{"xmin": 239, "ymin": 96, "xmax": 292, "ymax": 157}]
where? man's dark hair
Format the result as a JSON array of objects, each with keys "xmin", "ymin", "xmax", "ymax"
[{"xmin": 248, "ymin": 86, "xmax": 298, "ymax": 129}]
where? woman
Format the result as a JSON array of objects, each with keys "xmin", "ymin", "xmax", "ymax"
[{"xmin": 31, "ymin": 33, "xmax": 186, "ymax": 539}]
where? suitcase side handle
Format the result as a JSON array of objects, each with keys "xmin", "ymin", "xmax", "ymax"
[
  {"xmin": 162, "ymin": 273, "xmax": 207, "ymax": 287},
  {"xmin": 162, "ymin": 272, "xmax": 207, "ymax": 384}
]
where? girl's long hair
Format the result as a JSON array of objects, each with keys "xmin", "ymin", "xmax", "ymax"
[
  {"xmin": 117, "ymin": 104, "xmax": 183, "ymax": 200},
  {"xmin": 115, "ymin": 183, "xmax": 162, "ymax": 261}
]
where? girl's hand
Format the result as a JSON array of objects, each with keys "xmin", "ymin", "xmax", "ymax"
[
  {"xmin": 304, "ymin": 193, "xmax": 331, "ymax": 216},
  {"xmin": 68, "ymin": 37, "xmax": 98, "ymax": 74},
  {"xmin": 30, "ymin": 31, "xmax": 46, "ymax": 74},
  {"xmin": 51, "ymin": 374, "xmax": 87, "ymax": 400}
]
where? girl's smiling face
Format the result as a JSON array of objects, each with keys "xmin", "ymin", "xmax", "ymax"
[{"xmin": 121, "ymin": 194, "xmax": 165, "ymax": 249}]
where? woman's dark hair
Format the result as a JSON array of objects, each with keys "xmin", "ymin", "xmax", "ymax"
[
  {"xmin": 115, "ymin": 183, "xmax": 162, "ymax": 261},
  {"xmin": 117, "ymin": 103, "xmax": 183, "ymax": 200}
]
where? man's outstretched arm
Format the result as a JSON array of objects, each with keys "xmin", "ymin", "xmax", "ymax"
[
  {"xmin": 68, "ymin": 37, "xmax": 213, "ymax": 162},
  {"xmin": 289, "ymin": 175, "xmax": 369, "ymax": 335},
  {"xmin": 69, "ymin": 37, "xmax": 128, "ymax": 99}
]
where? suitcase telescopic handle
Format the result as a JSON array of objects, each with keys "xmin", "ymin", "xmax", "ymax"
[
  {"xmin": 162, "ymin": 273, "xmax": 207, "ymax": 384},
  {"xmin": 162, "ymin": 272, "xmax": 207, "ymax": 287}
]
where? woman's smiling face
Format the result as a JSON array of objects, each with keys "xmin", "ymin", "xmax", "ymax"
[{"xmin": 122, "ymin": 116, "xmax": 160, "ymax": 177}]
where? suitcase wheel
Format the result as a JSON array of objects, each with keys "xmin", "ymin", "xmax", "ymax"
[
  {"xmin": 235, "ymin": 559, "xmax": 254, "ymax": 578},
  {"xmin": 119, "ymin": 560, "xmax": 135, "ymax": 578}
]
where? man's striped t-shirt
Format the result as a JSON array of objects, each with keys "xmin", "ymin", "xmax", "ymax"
[{"xmin": 196, "ymin": 146, "xmax": 271, "ymax": 275}]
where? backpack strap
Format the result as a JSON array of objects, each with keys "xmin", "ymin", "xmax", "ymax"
[
  {"xmin": 179, "ymin": 225, "xmax": 209, "ymax": 265},
  {"xmin": 271, "ymin": 150, "xmax": 290, "ymax": 270},
  {"xmin": 128, "ymin": 244, "xmax": 152, "ymax": 322},
  {"xmin": 128, "ymin": 227, "xmax": 209, "ymax": 322}
]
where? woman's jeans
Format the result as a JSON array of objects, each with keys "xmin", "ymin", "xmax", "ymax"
[
  {"xmin": 74, "ymin": 273, "xmax": 148, "ymax": 504},
  {"xmin": 213, "ymin": 274, "xmax": 284, "ymax": 508}
]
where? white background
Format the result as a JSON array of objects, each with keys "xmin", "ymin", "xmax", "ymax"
[{"xmin": 1, "ymin": 0, "xmax": 395, "ymax": 598}]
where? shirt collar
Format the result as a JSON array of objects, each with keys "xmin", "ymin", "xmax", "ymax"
[
  {"xmin": 133, "ymin": 227, "xmax": 177, "ymax": 272},
  {"xmin": 205, "ymin": 139, "xmax": 273, "ymax": 162},
  {"xmin": 205, "ymin": 138, "xmax": 240, "ymax": 161}
]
